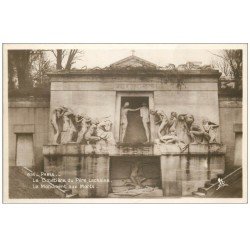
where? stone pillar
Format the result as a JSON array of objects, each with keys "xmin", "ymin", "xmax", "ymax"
[
  {"xmin": 43, "ymin": 145, "xmax": 59, "ymax": 173},
  {"xmin": 160, "ymin": 155, "xmax": 182, "ymax": 197},
  {"xmin": 61, "ymin": 144, "xmax": 81, "ymax": 195},
  {"xmin": 79, "ymin": 154, "xmax": 110, "ymax": 198},
  {"xmin": 180, "ymin": 155, "xmax": 209, "ymax": 196},
  {"xmin": 79, "ymin": 155, "xmax": 97, "ymax": 198},
  {"xmin": 43, "ymin": 144, "xmax": 111, "ymax": 198},
  {"xmin": 95, "ymin": 155, "xmax": 110, "ymax": 197},
  {"xmin": 159, "ymin": 143, "xmax": 226, "ymax": 197},
  {"xmin": 62, "ymin": 156, "xmax": 79, "ymax": 195}
]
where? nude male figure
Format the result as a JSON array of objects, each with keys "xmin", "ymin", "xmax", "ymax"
[
  {"xmin": 120, "ymin": 102, "xmax": 140, "ymax": 142},
  {"xmin": 51, "ymin": 107, "xmax": 65, "ymax": 144},
  {"xmin": 139, "ymin": 103, "xmax": 150, "ymax": 143}
]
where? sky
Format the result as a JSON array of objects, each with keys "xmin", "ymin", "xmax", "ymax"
[
  {"xmin": 44, "ymin": 46, "xmax": 223, "ymax": 69},
  {"xmin": 80, "ymin": 49, "xmax": 219, "ymax": 68}
]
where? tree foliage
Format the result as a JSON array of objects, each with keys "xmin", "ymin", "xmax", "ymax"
[
  {"xmin": 211, "ymin": 49, "xmax": 242, "ymax": 90},
  {"xmin": 8, "ymin": 49, "xmax": 84, "ymax": 97},
  {"xmin": 8, "ymin": 50, "xmax": 34, "ymax": 90}
]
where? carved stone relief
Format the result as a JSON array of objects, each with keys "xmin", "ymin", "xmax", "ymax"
[
  {"xmin": 51, "ymin": 106, "xmax": 115, "ymax": 145},
  {"xmin": 150, "ymin": 110, "xmax": 219, "ymax": 149}
]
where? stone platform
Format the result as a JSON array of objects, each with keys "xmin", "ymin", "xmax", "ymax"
[{"xmin": 43, "ymin": 143, "xmax": 226, "ymax": 198}]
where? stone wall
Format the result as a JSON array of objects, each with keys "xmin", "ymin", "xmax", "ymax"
[
  {"xmin": 49, "ymin": 74, "xmax": 221, "ymax": 144},
  {"xmin": 8, "ymin": 95, "xmax": 242, "ymax": 173},
  {"xmin": 218, "ymin": 97, "xmax": 242, "ymax": 170},
  {"xmin": 154, "ymin": 82, "xmax": 220, "ymax": 142},
  {"xmin": 50, "ymin": 81, "xmax": 116, "ymax": 144},
  {"xmin": 8, "ymin": 98, "xmax": 50, "ymax": 171}
]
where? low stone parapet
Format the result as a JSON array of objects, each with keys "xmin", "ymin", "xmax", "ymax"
[{"xmin": 43, "ymin": 143, "xmax": 226, "ymax": 197}]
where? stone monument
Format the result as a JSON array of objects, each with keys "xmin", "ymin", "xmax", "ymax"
[{"xmin": 43, "ymin": 55, "xmax": 226, "ymax": 198}]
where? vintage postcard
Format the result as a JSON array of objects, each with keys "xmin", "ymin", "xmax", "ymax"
[{"xmin": 2, "ymin": 44, "xmax": 247, "ymax": 203}]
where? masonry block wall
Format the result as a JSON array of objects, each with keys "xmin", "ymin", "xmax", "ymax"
[
  {"xmin": 8, "ymin": 98, "xmax": 50, "ymax": 171},
  {"xmin": 218, "ymin": 97, "xmax": 242, "ymax": 169}
]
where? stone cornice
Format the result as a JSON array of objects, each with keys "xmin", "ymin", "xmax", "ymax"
[{"xmin": 47, "ymin": 69, "xmax": 221, "ymax": 78}]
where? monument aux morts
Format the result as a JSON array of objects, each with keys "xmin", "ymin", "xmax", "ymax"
[{"xmin": 43, "ymin": 55, "xmax": 226, "ymax": 197}]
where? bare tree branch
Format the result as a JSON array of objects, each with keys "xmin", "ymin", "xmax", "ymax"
[
  {"xmin": 210, "ymin": 49, "xmax": 242, "ymax": 90},
  {"xmin": 48, "ymin": 50, "xmax": 57, "ymax": 59}
]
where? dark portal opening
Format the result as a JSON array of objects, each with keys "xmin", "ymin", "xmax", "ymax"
[
  {"xmin": 121, "ymin": 96, "xmax": 149, "ymax": 143},
  {"xmin": 109, "ymin": 156, "xmax": 161, "ymax": 194}
]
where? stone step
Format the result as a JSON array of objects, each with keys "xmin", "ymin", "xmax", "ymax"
[
  {"xmin": 210, "ymin": 178, "xmax": 218, "ymax": 184},
  {"xmin": 193, "ymin": 168, "xmax": 242, "ymax": 198},
  {"xmin": 66, "ymin": 194, "xmax": 79, "ymax": 198},
  {"xmin": 15, "ymin": 166, "xmax": 75, "ymax": 198},
  {"xmin": 192, "ymin": 191, "xmax": 206, "ymax": 198},
  {"xmin": 64, "ymin": 189, "xmax": 72, "ymax": 195},
  {"xmin": 204, "ymin": 181, "xmax": 213, "ymax": 188},
  {"xmin": 197, "ymin": 187, "xmax": 207, "ymax": 194},
  {"xmin": 205, "ymin": 168, "xmax": 242, "ymax": 197}
]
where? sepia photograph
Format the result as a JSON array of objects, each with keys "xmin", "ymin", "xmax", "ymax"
[
  {"xmin": 1, "ymin": 1, "xmax": 250, "ymax": 250},
  {"xmin": 2, "ymin": 44, "xmax": 247, "ymax": 203}
]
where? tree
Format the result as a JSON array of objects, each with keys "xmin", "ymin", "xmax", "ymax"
[
  {"xmin": 8, "ymin": 50, "xmax": 34, "ymax": 90},
  {"xmin": 8, "ymin": 49, "xmax": 84, "ymax": 97},
  {"xmin": 8, "ymin": 50, "xmax": 52, "ymax": 91},
  {"xmin": 56, "ymin": 49, "xmax": 63, "ymax": 70},
  {"xmin": 210, "ymin": 49, "xmax": 242, "ymax": 90},
  {"xmin": 31, "ymin": 51, "xmax": 51, "ymax": 87},
  {"xmin": 51, "ymin": 49, "xmax": 84, "ymax": 70}
]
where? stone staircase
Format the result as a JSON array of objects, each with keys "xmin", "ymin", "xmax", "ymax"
[
  {"xmin": 193, "ymin": 167, "xmax": 242, "ymax": 198},
  {"xmin": 17, "ymin": 166, "xmax": 78, "ymax": 198}
]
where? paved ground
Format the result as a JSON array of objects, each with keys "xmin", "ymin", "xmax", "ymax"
[{"xmin": 9, "ymin": 166, "xmax": 60, "ymax": 199}]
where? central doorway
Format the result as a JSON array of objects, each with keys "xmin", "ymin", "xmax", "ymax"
[{"xmin": 120, "ymin": 96, "xmax": 149, "ymax": 143}]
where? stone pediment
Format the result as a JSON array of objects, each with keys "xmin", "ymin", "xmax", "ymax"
[{"xmin": 110, "ymin": 55, "xmax": 157, "ymax": 69}]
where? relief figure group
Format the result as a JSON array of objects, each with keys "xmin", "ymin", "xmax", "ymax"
[
  {"xmin": 150, "ymin": 110, "xmax": 219, "ymax": 149},
  {"xmin": 51, "ymin": 105, "xmax": 219, "ymax": 148},
  {"xmin": 51, "ymin": 106, "xmax": 115, "ymax": 145}
]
